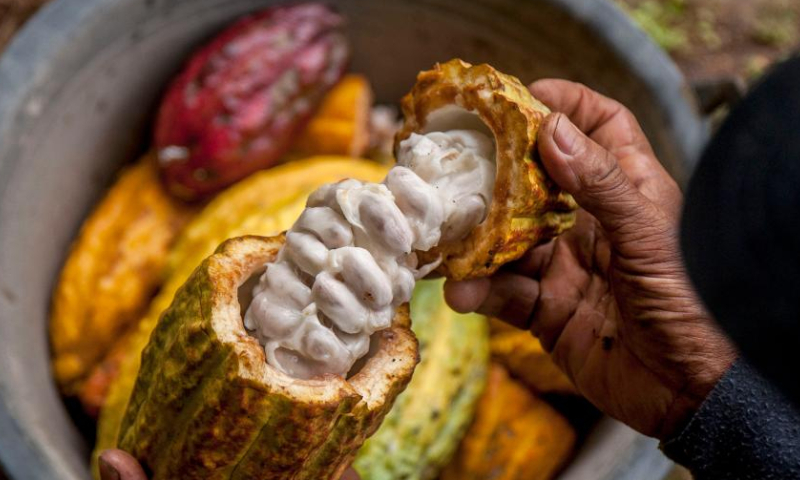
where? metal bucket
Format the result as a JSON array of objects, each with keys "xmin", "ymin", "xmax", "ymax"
[{"xmin": 0, "ymin": 0, "xmax": 704, "ymax": 478}]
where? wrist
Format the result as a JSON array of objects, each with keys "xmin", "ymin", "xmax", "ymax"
[
  {"xmin": 658, "ymin": 390, "xmax": 707, "ymax": 440},
  {"xmin": 658, "ymin": 352, "xmax": 738, "ymax": 440}
]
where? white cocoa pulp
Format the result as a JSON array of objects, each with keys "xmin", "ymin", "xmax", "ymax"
[{"xmin": 244, "ymin": 128, "xmax": 495, "ymax": 378}]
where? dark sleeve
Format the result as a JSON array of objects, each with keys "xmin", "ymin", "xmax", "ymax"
[{"xmin": 661, "ymin": 360, "xmax": 800, "ymax": 480}]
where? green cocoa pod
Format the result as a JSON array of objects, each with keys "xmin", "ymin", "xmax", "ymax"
[
  {"xmin": 117, "ymin": 235, "xmax": 418, "ymax": 479},
  {"xmin": 353, "ymin": 278, "xmax": 489, "ymax": 480}
]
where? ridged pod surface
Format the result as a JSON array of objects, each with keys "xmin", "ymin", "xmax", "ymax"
[
  {"xmin": 354, "ymin": 279, "xmax": 489, "ymax": 480},
  {"xmin": 293, "ymin": 74, "xmax": 373, "ymax": 157},
  {"xmin": 49, "ymin": 154, "xmax": 196, "ymax": 395},
  {"xmin": 93, "ymin": 157, "xmax": 389, "ymax": 475},
  {"xmin": 441, "ymin": 364, "xmax": 576, "ymax": 480},
  {"xmin": 489, "ymin": 318, "xmax": 575, "ymax": 395},
  {"xmin": 396, "ymin": 59, "xmax": 578, "ymax": 280},
  {"xmin": 155, "ymin": 4, "xmax": 350, "ymax": 200},
  {"xmin": 117, "ymin": 235, "xmax": 417, "ymax": 479}
]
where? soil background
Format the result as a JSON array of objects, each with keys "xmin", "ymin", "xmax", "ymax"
[
  {"xmin": 2, "ymin": 1, "xmax": 799, "ymax": 480},
  {"xmin": 5, "ymin": 0, "xmax": 800, "ymax": 82},
  {"xmin": 615, "ymin": 0, "xmax": 800, "ymax": 84}
]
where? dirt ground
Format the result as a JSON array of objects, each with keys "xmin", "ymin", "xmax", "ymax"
[{"xmin": 616, "ymin": 0, "xmax": 800, "ymax": 84}]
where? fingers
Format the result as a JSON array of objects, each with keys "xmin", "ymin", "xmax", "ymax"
[
  {"xmin": 529, "ymin": 79, "xmax": 654, "ymax": 159},
  {"xmin": 538, "ymin": 113, "xmax": 663, "ymax": 240},
  {"xmin": 99, "ymin": 450, "xmax": 148, "ymax": 480},
  {"xmin": 444, "ymin": 273, "xmax": 540, "ymax": 330},
  {"xmin": 530, "ymin": 80, "xmax": 681, "ymax": 214},
  {"xmin": 508, "ymin": 241, "xmax": 554, "ymax": 278}
]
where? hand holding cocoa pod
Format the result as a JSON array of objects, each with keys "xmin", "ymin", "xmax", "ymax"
[
  {"xmin": 445, "ymin": 79, "xmax": 736, "ymax": 440},
  {"xmin": 98, "ymin": 60, "xmax": 577, "ymax": 480}
]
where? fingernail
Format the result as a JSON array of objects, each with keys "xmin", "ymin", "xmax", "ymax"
[
  {"xmin": 99, "ymin": 457, "xmax": 120, "ymax": 480},
  {"xmin": 552, "ymin": 114, "xmax": 579, "ymax": 156}
]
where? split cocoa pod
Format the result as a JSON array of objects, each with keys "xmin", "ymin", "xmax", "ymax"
[
  {"xmin": 117, "ymin": 235, "xmax": 417, "ymax": 479},
  {"xmin": 94, "ymin": 157, "xmax": 391, "ymax": 469},
  {"xmin": 77, "ymin": 120, "xmax": 381, "ymax": 416},
  {"xmin": 106, "ymin": 60, "xmax": 578, "ymax": 479}
]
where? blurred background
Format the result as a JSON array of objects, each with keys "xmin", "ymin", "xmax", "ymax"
[
  {"xmin": 617, "ymin": 0, "xmax": 799, "ymax": 83},
  {"xmin": 4, "ymin": 0, "xmax": 800, "ymax": 88}
]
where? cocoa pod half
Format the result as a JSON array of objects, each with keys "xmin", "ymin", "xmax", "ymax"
[
  {"xmin": 397, "ymin": 59, "xmax": 578, "ymax": 280},
  {"xmin": 94, "ymin": 157, "xmax": 390, "ymax": 476},
  {"xmin": 117, "ymin": 235, "xmax": 418, "ymax": 479}
]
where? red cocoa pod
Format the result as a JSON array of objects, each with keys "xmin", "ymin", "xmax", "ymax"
[{"xmin": 155, "ymin": 3, "xmax": 349, "ymax": 200}]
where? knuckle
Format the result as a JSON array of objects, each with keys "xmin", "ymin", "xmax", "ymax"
[
  {"xmin": 582, "ymin": 151, "xmax": 628, "ymax": 195},
  {"xmin": 613, "ymin": 210, "xmax": 680, "ymax": 256}
]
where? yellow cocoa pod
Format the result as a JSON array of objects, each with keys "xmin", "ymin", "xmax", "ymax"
[
  {"xmin": 293, "ymin": 74, "xmax": 373, "ymax": 157},
  {"xmin": 441, "ymin": 364, "xmax": 576, "ymax": 480},
  {"xmin": 49, "ymin": 154, "xmax": 196, "ymax": 394},
  {"xmin": 94, "ymin": 156, "xmax": 389, "ymax": 477},
  {"xmin": 489, "ymin": 318, "xmax": 576, "ymax": 395}
]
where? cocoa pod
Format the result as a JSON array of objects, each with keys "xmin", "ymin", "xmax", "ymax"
[
  {"xmin": 396, "ymin": 59, "xmax": 578, "ymax": 280},
  {"xmin": 441, "ymin": 364, "xmax": 576, "ymax": 480},
  {"xmin": 353, "ymin": 279, "xmax": 489, "ymax": 480},
  {"xmin": 116, "ymin": 235, "xmax": 417, "ymax": 479},
  {"xmin": 155, "ymin": 4, "xmax": 350, "ymax": 200},
  {"xmin": 49, "ymin": 154, "xmax": 196, "ymax": 395},
  {"xmin": 489, "ymin": 318, "xmax": 576, "ymax": 395},
  {"xmin": 94, "ymin": 157, "xmax": 389, "ymax": 476},
  {"xmin": 293, "ymin": 74, "xmax": 373, "ymax": 157}
]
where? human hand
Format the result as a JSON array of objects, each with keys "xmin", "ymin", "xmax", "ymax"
[
  {"xmin": 445, "ymin": 80, "xmax": 737, "ymax": 439},
  {"xmin": 98, "ymin": 449, "xmax": 361, "ymax": 480}
]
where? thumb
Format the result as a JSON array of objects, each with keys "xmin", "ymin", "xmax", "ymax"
[{"xmin": 538, "ymin": 113, "xmax": 656, "ymax": 236}]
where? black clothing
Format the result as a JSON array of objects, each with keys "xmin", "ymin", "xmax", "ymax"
[
  {"xmin": 682, "ymin": 55, "xmax": 800, "ymax": 407},
  {"xmin": 663, "ymin": 360, "xmax": 800, "ymax": 479}
]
